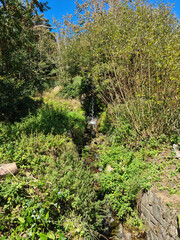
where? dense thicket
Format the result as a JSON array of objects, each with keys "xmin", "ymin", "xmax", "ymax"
[
  {"xmin": 57, "ymin": 0, "xmax": 180, "ymax": 136},
  {"xmin": 0, "ymin": 0, "xmax": 57, "ymax": 121}
]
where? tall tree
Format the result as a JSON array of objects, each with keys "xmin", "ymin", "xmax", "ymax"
[{"xmin": 0, "ymin": 0, "xmax": 56, "ymax": 121}]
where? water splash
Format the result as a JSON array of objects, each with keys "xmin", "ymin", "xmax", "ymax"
[
  {"xmin": 89, "ymin": 118, "xmax": 97, "ymax": 126},
  {"xmin": 88, "ymin": 82, "xmax": 97, "ymax": 127}
]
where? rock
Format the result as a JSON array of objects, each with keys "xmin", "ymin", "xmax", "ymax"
[
  {"xmin": 0, "ymin": 163, "xmax": 18, "ymax": 177},
  {"xmin": 140, "ymin": 189, "xmax": 179, "ymax": 240},
  {"xmin": 172, "ymin": 144, "xmax": 180, "ymax": 159},
  {"xmin": 98, "ymin": 167, "xmax": 103, "ymax": 172},
  {"xmin": 124, "ymin": 232, "xmax": 132, "ymax": 240},
  {"xmin": 117, "ymin": 224, "xmax": 125, "ymax": 240},
  {"xmin": 152, "ymin": 204, "xmax": 161, "ymax": 222}
]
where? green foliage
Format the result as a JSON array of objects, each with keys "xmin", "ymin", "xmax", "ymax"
[
  {"xmin": 92, "ymin": 123, "xmax": 164, "ymax": 222},
  {"xmin": 0, "ymin": 99, "xmax": 86, "ymax": 147},
  {"xmin": 1, "ymin": 0, "xmax": 179, "ymax": 238},
  {"xmin": 125, "ymin": 211, "xmax": 144, "ymax": 230},
  {"xmin": 0, "ymin": 0, "xmax": 57, "ymax": 121},
  {"xmin": 97, "ymin": 144, "xmax": 151, "ymax": 219},
  {"xmin": 57, "ymin": 0, "xmax": 180, "ymax": 135},
  {"xmin": 98, "ymin": 110, "xmax": 111, "ymax": 134},
  {"xmin": 59, "ymin": 76, "xmax": 82, "ymax": 99},
  {"xmin": 0, "ymin": 93, "xmax": 108, "ymax": 239},
  {"xmin": 0, "ymin": 79, "xmax": 43, "ymax": 122},
  {"xmin": 0, "ymin": 133, "xmax": 107, "ymax": 239},
  {"xmin": 100, "ymin": 105, "xmax": 133, "ymax": 143}
]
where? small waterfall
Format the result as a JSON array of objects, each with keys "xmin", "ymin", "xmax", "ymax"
[{"xmin": 88, "ymin": 82, "xmax": 97, "ymax": 127}]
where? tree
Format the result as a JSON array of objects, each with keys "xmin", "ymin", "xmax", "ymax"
[
  {"xmin": 0, "ymin": 0, "xmax": 56, "ymax": 121},
  {"xmin": 57, "ymin": 0, "xmax": 180, "ymax": 135}
]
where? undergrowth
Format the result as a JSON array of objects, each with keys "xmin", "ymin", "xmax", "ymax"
[
  {"xmin": 0, "ymin": 93, "xmax": 108, "ymax": 239},
  {"xmin": 0, "ymin": 98, "xmax": 85, "ymax": 147},
  {"xmin": 86, "ymin": 109, "xmax": 180, "ymax": 233},
  {"xmin": 0, "ymin": 134, "xmax": 107, "ymax": 239},
  {"xmin": 0, "ymin": 88, "xmax": 179, "ymax": 239}
]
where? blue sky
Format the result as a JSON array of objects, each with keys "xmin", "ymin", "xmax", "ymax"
[{"xmin": 43, "ymin": 0, "xmax": 180, "ymax": 26}]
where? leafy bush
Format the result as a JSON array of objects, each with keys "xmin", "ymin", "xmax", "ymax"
[
  {"xmin": 0, "ymin": 133, "xmax": 107, "ymax": 239},
  {"xmin": 98, "ymin": 110, "xmax": 111, "ymax": 134},
  {"xmin": 59, "ymin": 76, "xmax": 82, "ymax": 99},
  {"xmin": 58, "ymin": 0, "xmax": 180, "ymax": 136},
  {"xmin": 96, "ymin": 143, "xmax": 154, "ymax": 220}
]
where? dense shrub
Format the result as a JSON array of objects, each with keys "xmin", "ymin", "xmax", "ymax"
[
  {"xmin": 0, "ymin": 133, "xmax": 107, "ymax": 239},
  {"xmin": 96, "ymin": 145, "xmax": 146, "ymax": 219},
  {"xmin": 57, "ymin": 0, "xmax": 180, "ymax": 136}
]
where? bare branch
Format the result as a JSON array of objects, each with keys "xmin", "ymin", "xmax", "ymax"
[{"xmin": 33, "ymin": 25, "xmax": 56, "ymax": 29}]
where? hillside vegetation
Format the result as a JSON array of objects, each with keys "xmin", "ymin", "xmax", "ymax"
[{"xmin": 0, "ymin": 0, "xmax": 179, "ymax": 239}]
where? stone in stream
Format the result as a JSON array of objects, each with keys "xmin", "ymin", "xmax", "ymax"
[
  {"xmin": 111, "ymin": 223, "xmax": 132, "ymax": 240},
  {"xmin": 116, "ymin": 224, "xmax": 126, "ymax": 240}
]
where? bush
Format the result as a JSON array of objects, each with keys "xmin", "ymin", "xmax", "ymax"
[
  {"xmin": 96, "ymin": 143, "xmax": 153, "ymax": 220},
  {"xmin": 58, "ymin": 76, "xmax": 82, "ymax": 99},
  {"xmin": 0, "ymin": 133, "xmax": 107, "ymax": 239},
  {"xmin": 59, "ymin": 0, "xmax": 180, "ymax": 136}
]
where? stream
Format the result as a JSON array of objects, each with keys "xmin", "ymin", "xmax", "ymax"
[
  {"xmin": 80, "ymin": 88, "xmax": 144, "ymax": 240},
  {"xmin": 81, "ymin": 121, "xmax": 135, "ymax": 240},
  {"xmin": 80, "ymin": 118, "xmax": 146, "ymax": 240}
]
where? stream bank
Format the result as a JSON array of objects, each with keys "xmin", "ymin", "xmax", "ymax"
[
  {"xmin": 81, "ymin": 119, "xmax": 180, "ymax": 240},
  {"xmin": 81, "ymin": 121, "xmax": 143, "ymax": 240}
]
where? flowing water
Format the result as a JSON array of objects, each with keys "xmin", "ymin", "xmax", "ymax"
[
  {"xmin": 88, "ymin": 82, "xmax": 97, "ymax": 127},
  {"xmin": 85, "ymin": 83, "xmax": 144, "ymax": 240}
]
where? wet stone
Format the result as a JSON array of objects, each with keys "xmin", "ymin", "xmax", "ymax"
[{"xmin": 117, "ymin": 224, "xmax": 125, "ymax": 240}]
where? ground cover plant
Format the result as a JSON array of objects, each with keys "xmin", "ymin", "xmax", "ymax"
[
  {"xmin": 0, "ymin": 93, "xmax": 108, "ymax": 239},
  {"xmin": 0, "ymin": 93, "xmax": 86, "ymax": 148},
  {"xmin": 86, "ymin": 132, "xmax": 179, "ymax": 238},
  {"xmin": 81, "ymin": 106, "xmax": 179, "ymax": 236},
  {"xmin": 0, "ymin": 133, "xmax": 107, "ymax": 239}
]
